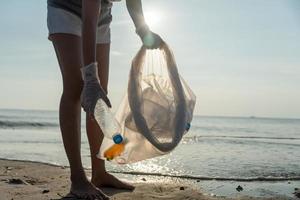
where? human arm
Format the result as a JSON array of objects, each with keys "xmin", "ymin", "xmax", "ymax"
[
  {"xmin": 126, "ymin": 0, "xmax": 163, "ymax": 49},
  {"xmin": 82, "ymin": 0, "xmax": 100, "ymax": 65},
  {"xmin": 81, "ymin": 0, "xmax": 111, "ymax": 116}
]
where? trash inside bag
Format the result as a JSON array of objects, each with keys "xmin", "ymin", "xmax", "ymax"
[{"xmin": 97, "ymin": 42, "xmax": 196, "ymax": 164}]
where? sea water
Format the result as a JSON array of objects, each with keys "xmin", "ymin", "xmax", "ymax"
[{"xmin": 0, "ymin": 109, "xmax": 299, "ymax": 181}]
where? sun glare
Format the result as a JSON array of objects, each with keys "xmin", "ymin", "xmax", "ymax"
[{"xmin": 144, "ymin": 11, "xmax": 162, "ymax": 28}]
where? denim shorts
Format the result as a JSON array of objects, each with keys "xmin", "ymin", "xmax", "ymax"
[{"xmin": 47, "ymin": 5, "xmax": 112, "ymax": 44}]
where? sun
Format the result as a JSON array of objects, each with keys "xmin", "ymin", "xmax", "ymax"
[{"xmin": 144, "ymin": 11, "xmax": 162, "ymax": 28}]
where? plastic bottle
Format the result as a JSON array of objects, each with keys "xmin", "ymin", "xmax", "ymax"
[
  {"xmin": 94, "ymin": 99, "xmax": 123, "ymax": 142},
  {"xmin": 94, "ymin": 99, "xmax": 125, "ymax": 160}
]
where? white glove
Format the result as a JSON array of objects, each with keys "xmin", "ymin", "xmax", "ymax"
[{"xmin": 80, "ymin": 62, "xmax": 111, "ymax": 116}]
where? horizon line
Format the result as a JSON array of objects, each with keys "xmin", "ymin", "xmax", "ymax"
[{"xmin": 0, "ymin": 107, "xmax": 299, "ymax": 121}]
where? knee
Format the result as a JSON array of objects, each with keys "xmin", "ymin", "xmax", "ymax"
[{"xmin": 62, "ymin": 79, "xmax": 83, "ymax": 101}]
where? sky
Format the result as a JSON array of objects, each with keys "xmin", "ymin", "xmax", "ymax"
[{"xmin": 0, "ymin": 0, "xmax": 300, "ymax": 118}]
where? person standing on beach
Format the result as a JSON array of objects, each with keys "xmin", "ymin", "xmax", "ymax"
[{"xmin": 47, "ymin": 0, "xmax": 162, "ymax": 199}]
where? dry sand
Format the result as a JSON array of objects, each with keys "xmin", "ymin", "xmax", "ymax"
[{"xmin": 0, "ymin": 159, "xmax": 296, "ymax": 200}]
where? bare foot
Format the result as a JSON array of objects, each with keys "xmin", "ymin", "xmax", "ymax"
[
  {"xmin": 92, "ymin": 172, "xmax": 135, "ymax": 190},
  {"xmin": 70, "ymin": 179, "xmax": 109, "ymax": 200}
]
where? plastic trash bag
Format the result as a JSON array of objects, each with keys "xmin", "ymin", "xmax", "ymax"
[{"xmin": 98, "ymin": 42, "xmax": 196, "ymax": 164}]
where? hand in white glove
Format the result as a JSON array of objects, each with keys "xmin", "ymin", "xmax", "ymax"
[{"xmin": 80, "ymin": 62, "xmax": 111, "ymax": 116}]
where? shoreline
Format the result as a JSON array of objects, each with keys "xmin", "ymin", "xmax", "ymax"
[
  {"xmin": 2, "ymin": 157, "xmax": 299, "ymax": 182},
  {"xmin": 0, "ymin": 158, "xmax": 299, "ymax": 199}
]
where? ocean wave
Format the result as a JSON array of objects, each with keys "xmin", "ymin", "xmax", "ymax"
[
  {"xmin": 182, "ymin": 135, "xmax": 300, "ymax": 147},
  {"xmin": 192, "ymin": 125, "xmax": 257, "ymax": 134},
  {"xmin": 0, "ymin": 140, "xmax": 61, "ymax": 144},
  {"xmin": 0, "ymin": 140, "xmax": 90, "ymax": 145},
  {"xmin": 0, "ymin": 120, "xmax": 58, "ymax": 128},
  {"xmin": 183, "ymin": 135, "xmax": 300, "ymax": 141}
]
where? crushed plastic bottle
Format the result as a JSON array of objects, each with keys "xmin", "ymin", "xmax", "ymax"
[
  {"xmin": 94, "ymin": 99, "xmax": 125, "ymax": 160},
  {"xmin": 94, "ymin": 99, "xmax": 123, "ymax": 142}
]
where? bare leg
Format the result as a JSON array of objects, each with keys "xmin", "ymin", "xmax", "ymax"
[
  {"xmin": 86, "ymin": 43, "xmax": 134, "ymax": 190},
  {"xmin": 51, "ymin": 34, "xmax": 108, "ymax": 199}
]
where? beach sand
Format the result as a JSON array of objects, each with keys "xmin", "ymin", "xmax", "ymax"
[{"xmin": 0, "ymin": 159, "xmax": 297, "ymax": 200}]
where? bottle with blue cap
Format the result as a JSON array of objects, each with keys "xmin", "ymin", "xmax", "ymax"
[
  {"xmin": 94, "ymin": 99, "xmax": 126, "ymax": 160},
  {"xmin": 94, "ymin": 99, "xmax": 124, "ymax": 144}
]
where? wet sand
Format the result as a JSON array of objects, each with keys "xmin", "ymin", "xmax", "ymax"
[{"xmin": 0, "ymin": 159, "xmax": 298, "ymax": 200}]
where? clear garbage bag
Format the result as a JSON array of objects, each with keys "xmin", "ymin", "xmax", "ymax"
[{"xmin": 98, "ymin": 42, "xmax": 196, "ymax": 164}]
